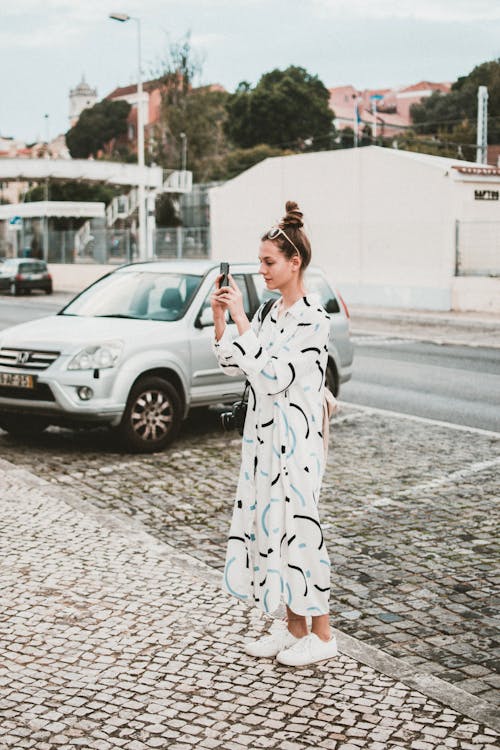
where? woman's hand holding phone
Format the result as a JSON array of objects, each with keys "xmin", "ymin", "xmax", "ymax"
[{"xmin": 211, "ymin": 266, "xmax": 250, "ymax": 338}]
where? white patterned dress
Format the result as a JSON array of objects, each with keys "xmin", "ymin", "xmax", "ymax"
[{"xmin": 213, "ymin": 292, "xmax": 331, "ymax": 616}]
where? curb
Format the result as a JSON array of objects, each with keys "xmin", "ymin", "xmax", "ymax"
[
  {"xmin": 350, "ymin": 327, "xmax": 500, "ymax": 349},
  {"xmin": 350, "ymin": 310, "xmax": 500, "ymax": 331}
]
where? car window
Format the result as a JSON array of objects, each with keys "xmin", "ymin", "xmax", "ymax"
[
  {"xmin": 252, "ymin": 273, "xmax": 340, "ymax": 314},
  {"xmin": 19, "ymin": 262, "xmax": 46, "ymax": 273},
  {"xmin": 60, "ymin": 271, "xmax": 202, "ymax": 321},
  {"xmin": 199, "ymin": 274, "xmax": 252, "ymax": 325},
  {"xmin": 306, "ymin": 275, "xmax": 340, "ymax": 313},
  {"xmin": 252, "ymin": 274, "xmax": 279, "ymax": 306}
]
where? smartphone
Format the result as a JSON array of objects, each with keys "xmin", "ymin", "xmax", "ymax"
[{"xmin": 219, "ymin": 262, "xmax": 230, "ymax": 288}]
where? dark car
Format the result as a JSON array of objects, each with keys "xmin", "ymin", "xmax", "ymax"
[{"xmin": 0, "ymin": 258, "xmax": 52, "ymax": 296}]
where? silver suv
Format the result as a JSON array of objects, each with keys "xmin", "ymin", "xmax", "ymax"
[{"xmin": 0, "ymin": 260, "xmax": 353, "ymax": 452}]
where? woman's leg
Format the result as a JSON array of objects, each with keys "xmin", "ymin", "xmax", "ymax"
[
  {"xmin": 311, "ymin": 613, "xmax": 332, "ymax": 642},
  {"xmin": 285, "ymin": 606, "xmax": 309, "ymax": 638}
]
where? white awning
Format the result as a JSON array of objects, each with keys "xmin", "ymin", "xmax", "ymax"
[
  {"xmin": 0, "ymin": 157, "xmax": 164, "ymax": 189},
  {"xmin": 0, "ymin": 201, "xmax": 106, "ymax": 219}
]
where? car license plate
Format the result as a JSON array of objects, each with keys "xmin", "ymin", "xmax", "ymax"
[
  {"xmin": 0, "ymin": 372, "xmax": 35, "ymax": 388},
  {"xmin": 27, "ymin": 274, "xmax": 43, "ymax": 280}
]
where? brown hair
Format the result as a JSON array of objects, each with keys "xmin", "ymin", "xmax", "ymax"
[{"xmin": 261, "ymin": 200, "xmax": 312, "ymax": 272}]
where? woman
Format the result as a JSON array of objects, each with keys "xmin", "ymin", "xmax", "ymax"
[{"xmin": 211, "ymin": 201, "xmax": 337, "ymax": 667}]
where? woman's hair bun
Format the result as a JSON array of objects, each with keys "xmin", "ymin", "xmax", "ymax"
[{"xmin": 281, "ymin": 200, "xmax": 304, "ymax": 229}]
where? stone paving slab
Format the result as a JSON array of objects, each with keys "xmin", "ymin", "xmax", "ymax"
[
  {"xmin": 0, "ymin": 459, "xmax": 499, "ymax": 749},
  {"xmin": 1, "ymin": 403, "xmax": 499, "ymax": 711}
]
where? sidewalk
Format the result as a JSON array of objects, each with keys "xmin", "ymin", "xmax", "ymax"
[
  {"xmin": 349, "ymin": 306, "xmax": 500, "ymax": 348},
  {"xmin": 0, "ymin": 458, "xmax": 498, "ymax": 750}
]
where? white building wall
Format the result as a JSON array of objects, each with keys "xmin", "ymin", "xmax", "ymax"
[{"xmin": 210, "ymin": 147, "xmax": 458, "ymax": 310}]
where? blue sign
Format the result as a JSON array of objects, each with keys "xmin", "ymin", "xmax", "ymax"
[{"xmin": 9, "ymin": 216, "xmax": 22, "ymax": 226}]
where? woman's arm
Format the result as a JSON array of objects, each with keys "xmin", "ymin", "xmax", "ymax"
[{"xmin": 211, "ymin": 276, "xmax": 262, "ymax": 376}]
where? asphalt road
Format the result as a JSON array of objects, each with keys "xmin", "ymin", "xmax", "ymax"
[
  {"xmin": 0, "ymin": 292, "xmax": 69, "ymax": 328},
  {"xmin": 343, "ymin": 334, "xmax": 500, "ymax": 433},
  {"xmin": 0, "ymin": 294, "xmax": 499, "ymax": 433}
]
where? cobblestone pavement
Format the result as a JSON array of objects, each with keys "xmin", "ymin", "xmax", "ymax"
[
  {"xmin": 1, "ymin": 403, "xmax": 499, "ymax": 715},
  {"xmin": 1, "ymin": 457, "xmax": 499, "ymax": 749}
]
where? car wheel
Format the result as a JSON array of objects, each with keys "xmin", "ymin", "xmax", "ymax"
[
  {"xmin": 0, "ymin": 415, "xmax": 49, "ymax": 436},
  {"xmin": 118, "ymin": 376, "xmax": 182, "ymax": 453},
  {"xmin": 45, "ymin": 285, "xmax": 53, "ymax": 295},
  {"xmin": 326, "ymin": 361, "xmax": 339, "ymax": 397},
  {"xmin": 9, "ymin": 282, "xmax": 18, "ymax": 296}
]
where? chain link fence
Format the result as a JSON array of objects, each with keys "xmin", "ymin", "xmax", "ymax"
[
  {"xmin": 0, "ymin": 227, "xmax": 210, "ymax": 264},
  {"xmin": 455, "ymin": 220, "xmax": 500, "ymax": 277}
]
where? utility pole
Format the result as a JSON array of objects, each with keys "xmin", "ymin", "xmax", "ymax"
[
  {"xmin": 370, "ymin": 94, "xmax": 383, "ymax": 144},
  {"xmin": 44, "ymin": 113, "xmax": 50, "ymax": 261},
  {"xmin": 352, "ymin": 95, "xmax": 360, "ymax": 148},
  {"xmin": 476, "ymin": 86, "xmax": 488, "ymax": 165}
]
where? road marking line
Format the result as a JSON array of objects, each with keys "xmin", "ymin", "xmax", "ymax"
[
  {"xmin": 397, "ymin": 457, "xmax": 500, "ymax": 497},
  {"xmin": 351, "ymin": 334, "xmax": 418, "ymax": 346},
  {"xmin": 339, "ymin": 401, "xmax": 500, "ymax": 438}
]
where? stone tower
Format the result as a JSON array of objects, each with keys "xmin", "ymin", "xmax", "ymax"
[{"xmin": 69, "ymin": 76, "xmax": 98, "ymax": 127}]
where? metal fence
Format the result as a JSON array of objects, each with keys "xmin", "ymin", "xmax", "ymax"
[
  {"xmin": 455, "ymin": 220, "xmax": 500, "ymax": 277},
  {"xmin": 0, "ymin": 227, "xmax": 210, "ymax": 264}
]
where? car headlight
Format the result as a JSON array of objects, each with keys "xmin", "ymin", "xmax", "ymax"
[{"xmin": 67, "ymin": 341, "xmax": 123, "ymax": 371}]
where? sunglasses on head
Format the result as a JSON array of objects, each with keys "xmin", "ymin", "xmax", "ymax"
[{"xmin": 266, "ymin": 227, "xmax": 301, "ymax": 257}]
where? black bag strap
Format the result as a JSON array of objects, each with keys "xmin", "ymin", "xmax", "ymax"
[
  {"xmin": 260, "ymin": 298, "xmax": 275, "ymax": 325},
  {"xmin": 242, "ymin": 298, "xmax": 276, "ymax": 395}
]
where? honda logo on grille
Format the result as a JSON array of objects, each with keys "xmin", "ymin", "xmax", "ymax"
[{"xmin": 16, "ymin": 351, "xmax": 31, "ymax": 365}]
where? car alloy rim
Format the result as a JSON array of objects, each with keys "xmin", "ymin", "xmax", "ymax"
[{"xmin": 131, "ymin": 389, "xmax": 173, "ymax": 441}]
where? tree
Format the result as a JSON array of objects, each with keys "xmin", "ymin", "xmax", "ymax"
[
  {"xmin": 148, "ymin": 35, "xmax": 230, "ymax": 181},
  {"xmin": 409, "ymin": 58, "xmax": 500, "ymax": 158},
  {"xmin": 66, "ymin": 99, "xmax": 132, "ymax": 159},
  {"xmin": 204, "ymin": 143, "xmax": 290, "ymax": 181},
  {"xmin": 225, "ymin": 66, "xmax": 335, "ymax": 150}
]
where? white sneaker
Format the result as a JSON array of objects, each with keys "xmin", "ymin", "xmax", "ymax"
[
  {"xmin": 243, "ymin": 628, "xmax": 300, "ymax": 658},
  {"xmin": 276, "ymin": 632, "xmax": 338, "ymax": 666}
]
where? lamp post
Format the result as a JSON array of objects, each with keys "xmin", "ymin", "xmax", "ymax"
[{"xmin": 110, "ymin": 12, "xmax": 147, "ymax": 260}]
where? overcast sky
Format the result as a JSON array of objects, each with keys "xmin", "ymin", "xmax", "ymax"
[{"xmin": 1, "ymin": 0, "xmax": 500, "ymax": 143}]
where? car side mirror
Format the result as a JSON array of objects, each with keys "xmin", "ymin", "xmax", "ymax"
[
  {"xmin": 195, "ymin": 307, "xmax": 230, "ymax": 328},
  {"xmin": 325, "ymin": 297, "xmax": 340, "ymax": 314},
  {"xmin": 195, "ymin": 307, "xmax": 214, "ymax": 328}
]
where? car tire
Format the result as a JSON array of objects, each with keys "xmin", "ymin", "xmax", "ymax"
[
  {"xmin": 326, "ymin": 361, "xmax": 339, "ymax": 397},
  {"xmin": 0, "ymin": 414, "xmax": 49, "ymax": 436},
  {"xmin": 118, "ymin": 376, "xmax": 182, "ymax": 453},
  {"xmin": 9, "ymin": 282, "xmax": 18, "ymax": 296},
  {"xmin": 45, "ymin": 285, "xmax": 53, "ymax": 295}
]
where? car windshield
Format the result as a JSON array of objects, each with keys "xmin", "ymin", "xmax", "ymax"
[
  {"xmin": 60, "ymin": 271, "xmax": 203, "ymax": 321},
  {"xmin": 19, "ymin": 262, "xmax": 46, "ymax": 273}
]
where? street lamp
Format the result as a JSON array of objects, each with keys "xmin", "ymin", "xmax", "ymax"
[{"xmin": 109, "ymin": 12, "xmax": 147, "ymax": 260}]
